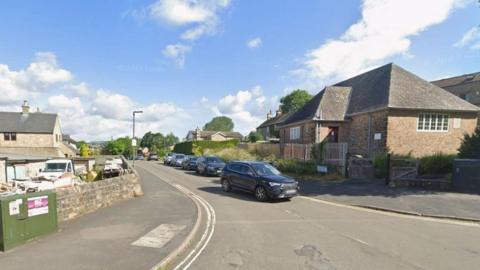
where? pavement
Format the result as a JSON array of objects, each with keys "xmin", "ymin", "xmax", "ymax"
[
  {"xmin": 136, "ymin": 162, "xmax": 480, "ymax": 270},
  {"xmin": 299, "ymin": 178, "xmax": 480, "ymax": 221},
  {"xmin": 0, "ymin": 165, "xmax": 196, "ymax": 270}
]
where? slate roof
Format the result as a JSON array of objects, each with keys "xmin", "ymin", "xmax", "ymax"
[
  {"xmin": 257, "ymin": 112, "xmax": 293, "ymax": 129},
  {"xmin": 431, "ymin": 72, "xmax": 480, "ymax": 103},
  {"xmin": 282, "ymin": 63, "xmax": 479, "ymax": 126},
  {"xmin": 282, "ymin": 86, "xmax": 351, "ymax": 126},
  {"xmin": 0, "ymin": 112, "xmax": 58, "ymax": 133}
]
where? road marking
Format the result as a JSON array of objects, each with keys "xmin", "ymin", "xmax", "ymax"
[
  {"xmin": 173, "ymin": 184, "xmax": 216, "ymax": 270},
  {"xmin": 299, "ymin": 196, "xmax": 480, "ymax": 227},
  {"xmin": 132, "ymin": 224, "xmax": 186, "ymax": 249}
]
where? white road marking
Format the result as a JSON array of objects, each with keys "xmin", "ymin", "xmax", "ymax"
[
  {"xmin": 299, "ymin": 196, "xmax": 480, "ymax": 227},
  {"xmin": 132, "ymin": 224, "xmax": 186, "ymax": 249},
  {"xmin": 173, "ymin": 184, "xmax": 216, "ymax": 270}
]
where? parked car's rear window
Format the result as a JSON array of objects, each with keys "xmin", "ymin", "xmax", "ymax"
[
  {"xmin": 175, "ymin": 154, "xmax": 185, "ymax": 159},
  {"xmin": 206, "ymin": 157, "xmax": 222, "ymax": 163}
]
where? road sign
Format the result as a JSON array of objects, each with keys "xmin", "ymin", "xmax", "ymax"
[{"xmin": 132, "ymin": 139, "xmax": 137, "ymax": 147}]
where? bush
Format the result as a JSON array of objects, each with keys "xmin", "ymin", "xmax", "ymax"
[
  {"xmin": 204, "ymin": 148, "xmax": 259, "ymax": 162},
  {"xmin": 273, "ymin": 159, "xmax": 317, "ymax": 175},
  {"xmin": 418, "ymin": 153, "xmax": 455, "ymax": 175},
  {"xmin": 248, "ymin": 131, "xmax": 264, "ymax": 143},
  {"xmin": 374, "ymin": 154, "xmax": 387, "ymax": 178},
  {"xmin": 173, "ymin": 139, "xmax": 240, "ymax": 155},
  {"xmin": 458, "ymin": 126, "xmax": 480, "ymax": 159}
]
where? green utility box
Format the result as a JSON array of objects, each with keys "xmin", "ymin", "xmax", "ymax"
[{"xmin": 0, "ymin": 191, "xmax": 57, "ymax": 251}]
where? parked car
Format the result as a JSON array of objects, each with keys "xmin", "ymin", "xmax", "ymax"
[
  {"xmin": 164, "ymin": 153, "xmax": 174, "ymax": 165},
  {"xmin": 220, "ymin": 161, "xmax": 299, "ymax": 201},
  {"xmin": 196, "ymin": 156, "xmax": 225, "ymax": 176},
  {"xmin": 171, "ymin": 154, "xmax": 186, "ymax": 167},
  {"xmin": 182, "ymin": 156, "xmax": 198, "ymax": 170},
  {"xmin": 135, "ymin": 155, "xmax": 144, "ymax": 160},
  {"xmin": 148, "ymin": 153, "xmax": 159, "ymax": 161}
]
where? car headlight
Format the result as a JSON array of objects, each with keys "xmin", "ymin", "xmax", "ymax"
[{"xmin": 268, "ymin": 182, "xmax": 282, "ymax": 187}]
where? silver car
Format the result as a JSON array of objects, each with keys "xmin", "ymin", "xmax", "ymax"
[{"xmin": 171, "ymin": 154, "xmax": 186, "ymax": 167}]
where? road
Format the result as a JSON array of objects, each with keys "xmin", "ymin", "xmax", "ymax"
[
  {"xmin": 0, "ymin": 165, "xmax": 196, "ymax": 270},
  {"xmin": 137, "ymin": 161, "xmax": 480, "ymax": 270}
]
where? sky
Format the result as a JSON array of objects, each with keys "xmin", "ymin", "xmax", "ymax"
[{"xmin": 0, "ymin": 0, "xmax": 479, "ymax": 141}]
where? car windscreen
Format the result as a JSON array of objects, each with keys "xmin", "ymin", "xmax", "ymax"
[
  {"xmin": 252, "ymin": 163, "xmax": 282, "ymax": 176},
  {"xmin": 175, "ymin": 155, "xmax": 185, "ymax": 159},
  {"xmin": 189, "ymin": 157, "xmax": 198, "ymax": 161},
  {"xmin": 206, "ymin": 157, "xmax": 222, "ymax": 163},
  {"xmin": 44, "ymin": 163, "xmax": 67, "ymax": 172}
]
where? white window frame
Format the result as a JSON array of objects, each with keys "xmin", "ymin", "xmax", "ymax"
[
  {"xmin": 289, "ymin": 126, "xmax": 301, "ymax": 140},
  {"xmin": 417, "ymin": 113, "xmax": 449, "ymax": 132}
]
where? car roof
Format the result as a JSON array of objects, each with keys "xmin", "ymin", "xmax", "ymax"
[{"xmin": 229, "ymin": 161, "xmax": 267, "ymax": 165}]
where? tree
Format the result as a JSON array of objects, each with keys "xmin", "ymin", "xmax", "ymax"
[
  {"xmin": 279, "ymin": 89, "xmax": 313, "ymax": 113},
  {"xmin": 458, "ymin": 126, "xmax": 480, "ymax": 159},
  {"xmin": 248, "ymin": 131, "xmax": 264, "ymax": 143},
  {"xmin": 104, "ymin": 137, "xmax": 133, "ymax": 157},
  {"xmin": 79, "ymin": 143, "xmax": 90, "ymax": 157},
  {"xmin": 203, "ymin": 116, "xmax": 234, "ymax": 132}
]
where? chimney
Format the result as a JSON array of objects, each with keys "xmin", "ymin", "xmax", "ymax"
[
  {"xmin": 267, "ymin": 110, "xmax": 273, "ymax": 119},
  {"xmin": 21, "ymin": 100, "xmax": 30, "ymax": 114},
  {"xmin": 275, "ymin": 109, "xmax": 282, "ymax": 117}
]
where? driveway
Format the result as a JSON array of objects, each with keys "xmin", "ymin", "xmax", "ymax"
[{"xmin": 300, "ymin": 178, "xmax": 480, "ymax": 221}]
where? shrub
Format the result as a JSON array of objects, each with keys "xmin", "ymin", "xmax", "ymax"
[
  {"xmin": 374, "ymin": 154, "xmax": 387, "ymax": 178},
  {"xmin": 458, "ymin": 126, "xmax": 480, "ymax": 159},
  {"xmin": 418, "ymin": 153, "xmax": 455, "ymax": 175},
  {"xmin": 173, "ymin": 139, "xmax": 240, "ymax": 155},
  {"xmin": 204, "ymin": 148, "xmax": 259, "ymax": 162},
  {"xmin": 248, "ymin": 131, "xmax": 264, "ymax": 143},
  {"xmin": 273, "ymin": 159, "xmax": 317, "ymax": 175}
]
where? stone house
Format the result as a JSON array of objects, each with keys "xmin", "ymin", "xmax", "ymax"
[
  {"xmin": 432, "ymin": 72, "xmax": 480, "ymax": 107},
  {"xmin": 185, "ymin": 128, "xmax": 243, "ymax": 142},
  {"xmin": 279, "ymin": 63, "xmax": 479, "ymax": 158},
  {"xmin": 256, "ymin": 110, "xmax": 293, "ymax": 140},
  {"xmin": 0, "ymin": 101, "xmax": 77, "ymax": 158}
]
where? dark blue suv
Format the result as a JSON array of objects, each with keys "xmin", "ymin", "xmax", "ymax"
[{"xmin": 221, "ymin": 161, "xmax": 299, "ymax": 201}]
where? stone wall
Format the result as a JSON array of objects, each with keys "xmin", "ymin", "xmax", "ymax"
[
  {"xmin": 387, "ymin": 110, "xmax": 478, "ymax": 157},
  {"xmin": 280, "ymin": 122, "xmax": 316, "ymax": 144},
  {"xmin": 347, "ymin": 110, "xmax": 389, "ymax": 157},
  {"xmin": 56, "ymin": 172, "xmax": 143, "ymax": 222},
  {"xmin": 0, "ymin": 133, "xmax": 55, "ymax": 148}
]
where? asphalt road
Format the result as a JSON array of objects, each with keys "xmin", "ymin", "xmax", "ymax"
[
  {"xmin": 0, "ymin": 165, "xmax": 196, "ymax": 270},
  {"xmin": 137, "ymin": 161, "xmax": 480, "ymax": 270}
]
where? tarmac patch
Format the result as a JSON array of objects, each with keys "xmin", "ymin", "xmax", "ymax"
[
  {"xmin": 132, "ymin": 224, "xmax": 186, "ymax": 249},
  {"xmin": 294, "ymin": 245, "xmax": 335, "ymax": 270}
]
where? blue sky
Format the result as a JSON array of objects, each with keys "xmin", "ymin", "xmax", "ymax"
[{"xmin": 0, "ymin": 0, "xmax": 479, "ymax": 141}]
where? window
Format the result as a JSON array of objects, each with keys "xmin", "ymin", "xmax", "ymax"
[
  {"xmin": 417, "ymin": 113, "xmax": 448, "ymax": 132},
  {"xmin": 4, "ymin": 132, "xmax": 17, "ymax": 141},
  {"xmin": 289, "ymin": 127, "xmax": 301, "ymax": 140}
]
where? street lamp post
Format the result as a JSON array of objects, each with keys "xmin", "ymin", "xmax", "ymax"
[{"xmin": 132, "ymin": 110, "xmax": 143, "ymax": 168}]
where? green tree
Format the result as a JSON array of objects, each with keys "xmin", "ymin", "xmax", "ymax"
[
  {"xmin": 248, "ymin": 131, "xmax": 264, "ymax": 143},
  {"xmin": 203, "ymin": 116, "xmax": 234, "ymax": 132},
  {"xmin": 79, "ymin": 143, "xmax": 90, "ymax": 157},
  {"xmin": 458, "ymin": 126, "xmax": 480, "ymax": 159},
  {"xmin": 104, "ymin": 137, "xmax": 133, "ymax": 157},
  {"xmin": 279, "ymin": 89, "xmax": 313, "ymax": 113}
]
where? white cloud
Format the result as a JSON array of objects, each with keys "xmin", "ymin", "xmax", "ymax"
[
  {"xmin": 201, "ymin": 85, "xmax": 279, "ymax": 134},
  {"xmin": 297, "ymin": 0, "xmax": 467, "ymax": 83},
  {"xmin": 454, "ymin": 25, "xmax": 480, "ymax": 49},
  {"xmin": 162, "ymin": 43, "xmax": 191, "ymax": 68},
  {"xmin": 0, "ymin": 52, "xmax": 192, "ymax": 141},
  {"xmin": 145, "ymin": 0, "xmax": 231, "ymax": 41},
  {"xmin": 247, "ymin": 37, "xmax": 262, "ymax": 49},
  {"xmin": 0, "ymin": 52, "xmax": 73, "ymax": 105},
  {"xmin": 65, "ymin": 82, "xmax": 90, "ymax": 96}
]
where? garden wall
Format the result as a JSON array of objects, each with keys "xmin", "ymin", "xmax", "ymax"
[{"xmin": 56, "ymin": 171, "xmax": 142, "ymax": 222}]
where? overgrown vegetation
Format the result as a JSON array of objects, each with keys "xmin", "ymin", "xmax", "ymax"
[
  {"xmin": 103, "ymin": 137, "xmax": 134, "ymax": 157},
  {"xmin": 458, "ymin": 126, "xmax": 480, "ymax": 159},
  {"xmin": 273, "ymin": 159, "xmax": 317, "ymax": 175},
  {"xmin": 247, "ymin": 131, "xmax": 264, "ymax": 143},
  {"xmin": 418, "ymin": 153, "xmax": 456, "ymax": 175},
  {"xmin": 173, "ymin": 139, "xmax": 240, "ymax": 155}
]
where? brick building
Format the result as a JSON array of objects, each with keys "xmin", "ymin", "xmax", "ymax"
[
  {"xmin": 279, "ymin": 63, "xmax": 479, "ymax": 158},
  {"xmin": 431, "ymin": 72, "xmax": 480, "ymax": 107},
  {"xmin": 185, "ymin": 128, "xmax": 243, "ymax": 142},
  {"xmin": 256, "ymin": 110, "xmax": 293, "ymax": 141},
  {"xmin": 0, "ymin": 101, "xmax": 77, "ymax": 158}
]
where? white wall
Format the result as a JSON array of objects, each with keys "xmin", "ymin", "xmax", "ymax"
[{"xmin": 0, "ymin": 160, "xmax": 6, "ymax": 183}]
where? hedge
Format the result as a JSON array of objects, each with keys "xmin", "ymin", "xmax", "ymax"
[{"xmin": 173, "ymin": 139, "xmax": 240, "ymax": 155}]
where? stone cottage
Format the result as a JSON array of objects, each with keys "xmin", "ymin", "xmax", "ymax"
[
  {"xmin": 432, "ymin": 72, "xmax": 480, "ymax": 107},
  {"xmin": 0, "ymin": 101, "xmax": 76, "ymax": 158},
  {"xmin": 279, "ymin": 63, "xmax": 479, "ymax": 158},
  {"xmin": 256, "ymin": 110, "xmax": 293, "ymax": 141},
  {"xmin": 185, "ymin": 128, "xmax": 243, "ymax": 142}
]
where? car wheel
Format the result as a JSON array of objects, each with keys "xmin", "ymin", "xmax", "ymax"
[
  {"xmin": 255, "ymin": 186, "xmax": 268, "ymax": 202},
  {"xmin": 221, "ymin": 179, "xmax": 232, "ymax": 192}
]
